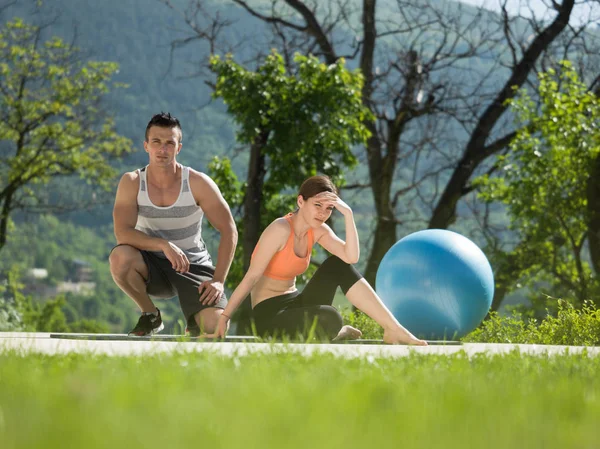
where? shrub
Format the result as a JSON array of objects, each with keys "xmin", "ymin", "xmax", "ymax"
[
  {"xmin": 341, "ymin": 310, "xmax": 384, "ymax": 339},
  {"xmin": 341, "ymin": 299, "xmax": 600, "ymax": 345},
  {"xmin": 464, "ymin": 300, "xmax": 600, "ymax": 346}
]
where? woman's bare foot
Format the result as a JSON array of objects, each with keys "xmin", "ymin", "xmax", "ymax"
[
  {"xmin": 383, "ymin": 328, "xmax": 428, "ymax": 346},
  {"xmin": 332, "ymin": 325, "xmax": 363, "ymax": 341}
]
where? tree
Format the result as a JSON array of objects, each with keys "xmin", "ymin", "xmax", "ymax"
[
  {"xmin": 475, "ymin": 62, "xmax": 600, "ymax": 311},
  {"xmin": 0, "ymin": 18, "xmax": 133, "ymax": 252},
  {"xmin": 210, "ymin": 51, "xmax": 371, "ymax": 267},
  {"xmin": 587, "ymin": 80, "xmax": 600, "ymax": 278},
  {"xmin": 162, "ymin": 0, "xmax": 591, "ymax": 297},
  {"xmin": 208, "ymin": 51, "xmax": 372, "ymax": 330},
  {"xmin": 0, "ymin": 266, "xmax": 24, "ymax": 331}
]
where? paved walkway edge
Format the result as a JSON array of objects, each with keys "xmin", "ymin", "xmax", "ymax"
[{"xmin": 1, "ymin": 332, "xmax": 599, "ymax": 358}]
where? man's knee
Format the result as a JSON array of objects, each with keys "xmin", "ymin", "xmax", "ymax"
[
  {"xmin": 109, "ymin": 245, "xmax": 145, "ymax": 280},
  {"xmin": 193, "ymin": 308, "xmax": 223, "ymax": 333}
]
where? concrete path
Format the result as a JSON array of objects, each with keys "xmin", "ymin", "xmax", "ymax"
[{"xmin": 1, "ymin": 332, "xmax": 599, "ymax": 358}]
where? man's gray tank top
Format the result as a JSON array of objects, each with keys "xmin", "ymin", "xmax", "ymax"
[{"xmin": 135, "ymin": 165, "xmax": 212, "ymax": 265}]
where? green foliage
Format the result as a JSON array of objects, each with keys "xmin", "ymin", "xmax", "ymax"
[
  {"xmin": 208, "ymin": 156, "xmax": 245, "ymax": 211},
  {"xmin": 210, "ymin": 51, "xmax": 372, "ymax": 186},
  {"xmin": 0, "ymin": 263, "xmax": 110, "ymax": 333},
  {"xmin": 207, "ymin": 156, "xmax": 245, "ymax": 285},
  {"xmin": 0, "ymin": 18, "xmax": 133, "ymax": 250},
  {"xmin": 464, "ymin": 299, "xmax": 600, "ymax": 346},
  {"xmin": 347, "ymin": 295, "xmax": 600, "ymax": 345},
  {"xmin": 341, "ymin": 309, "xmax": 384, "ymax": 339},
  {"xmin": 20, "ymin": 295, "xmax": 71, "ymax": 332},
  {"xmin": 208, "ymin": 51, "xmax": 372, "ymax": 285},
  {"xmin": 0, "ymin": 296, "xmax": 22, "ymax": 331},
  {"xmin": 16, "ymin": 293, "xmax": 108, "ymax": 333},
  {"xmin": 0, "ymin": 215, "xmax": 135, "ymax": 332},
  {"xmin": 475, "ymin": 61, "xmax": 600, "ymax": 306},
  {"xmin": 0, "ymin": 265, "xmax": 25, "ymax": 331}
]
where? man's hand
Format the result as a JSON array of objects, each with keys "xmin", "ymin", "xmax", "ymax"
[
  {"xmin": 198, "ymin": 279, "xmax": 225, "ymax": 305},
  {"xmin": 162, "ymin": 241, "xmax": 190, "ymax": 273},
  {"xmin": 202, "ymin": 314, "xmax": 229, "ymax": 339}
]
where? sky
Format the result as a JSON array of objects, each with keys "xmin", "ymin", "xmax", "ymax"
[{"xmin": 459, "ymin": 0, "xmax": 600, "ymax": 28}]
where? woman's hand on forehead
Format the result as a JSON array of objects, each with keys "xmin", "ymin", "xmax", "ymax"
[
  {"xmin": 314, "ymin": 191, "xmax": 352, "ymax": 216},
  {"xmin": 315, "ymin": 191, "xmax": 338, "ymax": 201}
]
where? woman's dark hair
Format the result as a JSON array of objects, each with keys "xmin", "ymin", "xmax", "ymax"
[
  {"xmin": 145, "ymin": 112, "xmax": 182, "ymax": 142},
  {"xmin": 298, "ymin": 175, "xmax": 339, "ymax": 200}
]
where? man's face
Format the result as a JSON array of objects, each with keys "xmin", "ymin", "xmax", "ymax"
[{"xmin": 144, "ymin": 126, "xmax": 182, "ymax": 166}]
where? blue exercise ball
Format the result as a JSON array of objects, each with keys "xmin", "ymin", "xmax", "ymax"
[{"xmin": 375, "ymin": 229, "xmax": 494, "ymax": 340}]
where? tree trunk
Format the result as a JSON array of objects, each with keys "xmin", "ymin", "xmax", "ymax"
[
  {"xmin": 364, "ymin": 212, "xmax": 397, "ymax": 287},
  {"xmin": 587, "ymin": 153, "xmax": 600, "ymax": 277},
  {"xmin": 361, "ymin": 0, "xmax": 395, "ymax": 287},
  {"xmin": 242, "ymin": 131, "xmax": 269, "ymax": 271},
  {"xmin": 363, "ymin": 124, "xmax": 398, "ymax": 286},
  {"xmin": 0, "ymin": 189, "xmax": 15, "ymax": 253},
  {"xmin": 428, "ymin": 154, "xmax": 484, "ymax": 229},
  {"xmin": 235, "ymin": 130, "xmax": 269, "ymax": 334},
  {"xmin": 490, "ymin": 250, "xmax": 530, "ymax": 312}
]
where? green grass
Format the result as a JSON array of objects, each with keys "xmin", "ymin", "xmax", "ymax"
[{"xmin": 1, "ymin": 350, "xmax": 599, "ymax": 449}]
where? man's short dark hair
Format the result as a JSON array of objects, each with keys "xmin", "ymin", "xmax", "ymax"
[{"xmin": 145, "ymin": 112, "xmax": 182, "ymax": 142}]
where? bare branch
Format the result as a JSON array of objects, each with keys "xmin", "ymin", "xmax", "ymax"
[
  {"xmin": 341, "ymin": 183, "xmax": 371, "ymax": 190},
  {"xmin": 232, "ymin": 0, "xmax": 306, "ymax": 31},
  {"xmin": 0, "ymin": 0, "xmax": 17, "ymax": 15},
  {"xmin": 392, "ymin": 164, "xmax": 453, "ymax": 209}
]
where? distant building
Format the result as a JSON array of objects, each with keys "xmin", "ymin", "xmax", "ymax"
[
  {"xmin": 23, "ymin": 258, "xmax": 96, "ymax": 299},
  {"xmin": 69, "ymin": 259, "xmax": 94, "ymax": 283},
  {"xmin": 25, "ymin": 268, "xmax": 48, "ymax": 280},
  {"xmin": 56, "ymin": 280, "xmax": 96, "ymax": 296}
]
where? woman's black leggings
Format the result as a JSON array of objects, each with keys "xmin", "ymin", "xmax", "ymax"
[{"xmin": 251, "ymin": 256, "xmax": 363, "ymax": 340}]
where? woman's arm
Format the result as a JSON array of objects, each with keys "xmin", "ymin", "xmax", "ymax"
[
  {"xmin": 203, "ymin": 219, "xmax": 289, "ymax": 338},
  {"xmin": 315, "ymin": 194, "xmax": 360, "ymax": 264}
]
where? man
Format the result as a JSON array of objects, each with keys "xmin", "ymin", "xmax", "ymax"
[{"xmin": 109, "ymin": 112, "xmax": 237, "ymax": 336}]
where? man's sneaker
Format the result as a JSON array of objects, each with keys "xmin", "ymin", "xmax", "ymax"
[{"xmin": 128, "ymin": 309, "xmax": 164, "ymax": 336}]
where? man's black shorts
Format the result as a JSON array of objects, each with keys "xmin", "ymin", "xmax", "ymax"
[{"xmin": 111, "ymin": 244, "xmax": 227, "ymax": 330}]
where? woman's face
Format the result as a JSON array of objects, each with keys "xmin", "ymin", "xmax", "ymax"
[{"xmin": 299, "ymin": 192, "xmax": 334, "ymax": 227}]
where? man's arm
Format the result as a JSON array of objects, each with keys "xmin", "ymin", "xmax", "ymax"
[
  {"xmin": 113, "ymin": 172, "xmax": 190, "ymax": 272},
  {"xmin": 190, "ymin": 170, "xmax": 238, "ymax": 303}
]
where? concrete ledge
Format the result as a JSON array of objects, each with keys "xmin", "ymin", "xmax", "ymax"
[{"xmin": 1, "ymin": 332, "xmax": 598, "ymax": 358}]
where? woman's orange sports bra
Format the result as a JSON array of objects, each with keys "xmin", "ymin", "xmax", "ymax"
[{"xmin": 252, "ymin": 213, "xmax": 314, "ymax": 281}]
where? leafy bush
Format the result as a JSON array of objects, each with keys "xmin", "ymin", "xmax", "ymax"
[
  {"xmin": 0, "ymin": 267, "xmax": 110, "ymax": 334},
  {"xmin": 464, "ymin": 300, "xmax": 600, "ymax": 346},
  {"xmin": 340, "ymin": 299, "xmax": 600, "ymax": 345},
  {"xmin": 341, "ymin": 309, "xmax": 384, "ymax": 339},
  {"xmin": 0, "ymin": 266, "xmax": 26, "ymax": 331},
  {"xmin": 0, "ymin": 296, "xmax": 24, "ymax": 331}
]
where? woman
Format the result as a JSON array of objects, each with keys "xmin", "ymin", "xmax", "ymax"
[{"xmin": 206, "ymin": 175, "xmax": 427, "ymax": 345}]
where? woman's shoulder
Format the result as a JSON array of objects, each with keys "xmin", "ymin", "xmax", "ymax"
[
  {"xmin": 264, "ymin": 217, "xmax": 292, "ymax": 238},
  {"xmin": 254, "ymin": 217, "xmax": 291, "ymax": 253}
]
